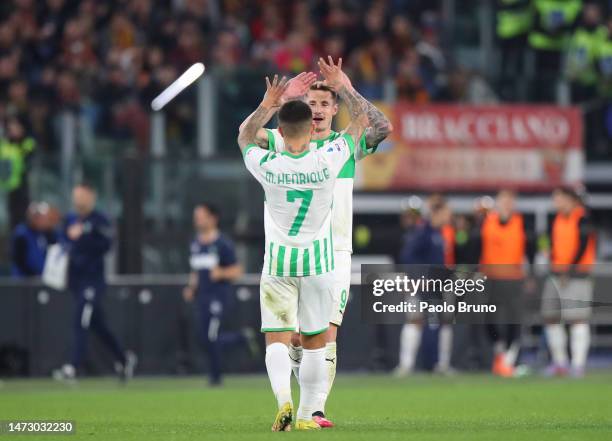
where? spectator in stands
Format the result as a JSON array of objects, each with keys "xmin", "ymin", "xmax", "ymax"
[
  {"xmin": 389, "ymin": 15, "xmax": 416, "ymax": 58},
  {"xmin": 349, "ymin": 35, "xmax": 392, "ymax": 99},
  {"xmin": 0, "ymin": 0, "xmax": 449, "ymax": 160},
  {"xmin": 417, "ymin": 11, "xmax": 447, "ymax": 98},
  {"xmin": 594, "ymin": 17, "xmax": 612, "ymax": 157},
  {"xmin": 529, "ymin": 0, "xmax": 583, "ymax": 101},
  {"xmin": 0, "ymin": 116, "xmax": 35, "ymax": 230},
  {"xmin": 327, "ymin": 34, "xmax": 348, "ymax": 62},
  {"xmin": 435, "ymin": 67, "xmax": 498, "ymax": 104},
  {"xmin": 395, "ymin": 48, "xmax": 430, "ymax": 103},
  {"xmin": 567, "ymin": 3, "xmax": 607, "ymax": 158},
  {"xmin": 10, "ymin": 202, "xmax": 58, "ymax": 278},
  {"xmin": 273, "ymin": 31, "xmax": 315, "ymax": 74},
  {"xmin": 36, "ymin": 0, "xmax": 69, "ymax": 65},
  {"xmin": 6, "ymin": 80, "xmax": 30, "ymax": 124},
  {"xmin": 496, "ymin": 0, "xmax": 533, "ymax": 101},
  {"xmin": 566, "ymin": 3, "xmax": 606, "ymax": 103},
  {"xmin": 597, "ymin": 17, "xmax": 612, "ymax": 97}
]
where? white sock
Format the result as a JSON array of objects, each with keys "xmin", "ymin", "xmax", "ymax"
[
  {"xmin": 315, "ymin": 342, "xmax": 337, "ymax": 414},
  {"xmin": 570, "ymin": 323, "xmax": 590, "ymax": 370},
  {"xmin": 399, "ymin": 324, "xmax": 422, "ymax": 371},
  {"xmin": 288, "ymin": 344, "xmax": 302, "ymax": 381},
  {"xmin": 265, "ymin": 343, "xmax": 292, "ymax": 409},
  {"xmin": 504, "ymin": 342, "xmax": 520, "ymax": 367},
  {"xmin": 437, "ymin": 325, "xmax": 453, "ymax": 370},
  {"xmin": 493, "ymin": 340, "xmax": 505, "ymax": 356},
  {"xmin": 297, "ymin": 347, "xmax": 327, "ymax": 420},
  {"xmin": 546, "ymin": 324, "xmax": 568, "ymax": 366}
]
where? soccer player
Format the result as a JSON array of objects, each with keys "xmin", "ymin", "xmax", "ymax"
[
  {"xmin": 182, "ymin": 203, "xmax": 247, "ymax": 386},
  {"xmin": 237, "ymin": 57, "xmax": 369, "ymax": 431},
  {"xmin": 53, "ymin": 183, "xmax": 136, "ymax": 382},
  {"xmin": 239, "ymin": 69, "xmax": 392, "ymax": 427},
  {"xmin": 541, "ymin": 187, "xmax": 596, "ymax": 377}
]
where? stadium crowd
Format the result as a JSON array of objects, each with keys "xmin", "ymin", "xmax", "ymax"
[
  {"xmin": 0, "ymin": 0, "xmax": 443, "ymax": 154},
  {"xmin": 0, "ymin": 0, "xmax": 610, "ymax": 157}
]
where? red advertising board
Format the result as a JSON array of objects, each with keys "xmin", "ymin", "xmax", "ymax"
[{"xmin": 358, "ymin": 104, "xmax": 584, "ymax": 191}]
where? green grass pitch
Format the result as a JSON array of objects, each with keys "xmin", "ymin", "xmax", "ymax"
[{"xmin": 1, "ymin": 373, "xmax": 611, "ymax": 440}]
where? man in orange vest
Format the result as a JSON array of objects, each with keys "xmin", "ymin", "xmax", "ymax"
[
  {"xmin": 541, "ymin": 187, "xmax": 596, "ymax": 378},
  {"xmin": 479, "ymin": 189, "xmax": 535, "ymax": 377}
]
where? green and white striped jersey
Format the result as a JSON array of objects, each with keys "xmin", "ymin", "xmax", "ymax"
[
  {"xmin": 265, "ymin": 129, "xmax": 376, "ymax": 253},
  {"xmin": 243, "ymin": 135, "xmax": 354, "ymax": 276}
]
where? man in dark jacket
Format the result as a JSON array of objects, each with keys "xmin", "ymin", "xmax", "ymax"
[
  {"xmin": 53, "ymin": 183, "xmax": 136, "ymax": 381},
  {"xmin": 394, "ymin": 198, "xmax": 454, "ymax": 376},
  {"xmin": 11, "ymin": 202, "xmax": 58, "ymax": 277}
]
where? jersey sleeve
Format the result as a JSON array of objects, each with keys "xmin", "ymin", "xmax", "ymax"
[
  {"xmin": 322, "ymin": 133, "xmax": 354, "ymax": 176},
  {"xmin": 243, "ymin": 144, "xmax": 271, "ymax": 184},
  {"xmin": 354, "ymin": 131, "xmax": 378, "ymax": 161},
  {"xmin": 265, "ymin": 128, "xmax": 284, "ymax": 152}
]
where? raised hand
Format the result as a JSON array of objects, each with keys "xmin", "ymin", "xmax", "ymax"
[
  {"xmin": 317, "ymin": 56, "xmax": 350, "ymax": 91},
  {"xmin": 262, "ymin": 75, "xmax": 289, "ymax": 108},
  {"xmin": 282, "ymin": 71, "xmax": 318, "ymax": 101}
]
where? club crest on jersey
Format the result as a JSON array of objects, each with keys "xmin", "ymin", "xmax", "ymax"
[{"xmin": 327, "ymin": 140, "xmax": 343, "ymax": 153}]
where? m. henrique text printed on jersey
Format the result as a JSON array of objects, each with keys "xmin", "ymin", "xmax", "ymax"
[{"xmin": 265, "ymin": 169, "xmax": 331, "ymax": 185}]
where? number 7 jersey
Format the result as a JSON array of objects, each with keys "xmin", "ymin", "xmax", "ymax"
[{"xmin": 243, "ymin": 134, "xmax": 354, "ymax": 277}]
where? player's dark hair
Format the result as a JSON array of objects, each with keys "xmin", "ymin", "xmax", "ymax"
[
  {"xmin": 278, "ymin": 100, "xmax": 313, "ymax": 137},
  {"xmin": 196, "ymin": 202, "xmax": 220, "ymax": 219},
  {"xmin": 309, "ymin": 81, "xmax": 338, "ymax": 101}
]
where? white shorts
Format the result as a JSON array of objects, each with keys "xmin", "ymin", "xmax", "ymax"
[
  {"xmin": 260, "ymin": 272, "xmax": 333, "ymax": 335},
  {"xmin": 541, "ymin": 276, "xmax": 593, "ymax": 322},
  {"xmin": 330, "ymin": 250, "xmax": 351, "ymax": 326}
]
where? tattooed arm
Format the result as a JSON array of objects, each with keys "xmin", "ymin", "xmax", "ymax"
[
  {"xmin": 363, "ymin": 104, "xmax": 393, "ymax": 149},
  {"xmin": 237, "ymin": 75, "xmax": 288, "ymax": 153},
  {"xmin": 238, "ymin": 110, "xmax": 276, "ymax": 149},
  {"xmin": 343, "ymin": 83, "xmax": 392, "ymax": 149},
  {"xmin": 335, "ymin": 84, "xmax": 371, "ymax": 146}
]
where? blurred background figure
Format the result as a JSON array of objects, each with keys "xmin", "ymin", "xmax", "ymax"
[
  {"xmin": 529, "ymin": 0, "xmax": 583, "ymax": 102},
  {"xmin": 478, "ymin": 190, "xmax": 536, "ymax": 377},
  {"xmin": 183, "ymin": 203, "xmax": 253, "ymax": 386},
  {"xmin": 541, "ymin": 187, "xmax": 596, "ymax": 378},
  {"xmin": 0, "ymin": 116, "xmax": 35, "ymax": 230},
  {"xmin": 53, "ymin": 183, "xmax": 136, "ymax": 382},
  {"xmin": 395, "ymin": 197, "xmax": 455, "ymax": 376},
  {"xmin": 566, "ymin": 2, "xmax": 605, "ymax": 104},
  {"xmin": 496, "ymin": 0, "xmax": 532, "ymax": 101},
  {"xmin": 398, "ymin": 198, "xmax": 424, "ymax": 257},
  {"xmin": 566, "ymin": 3, "xmax": 607, "ymax": 157},
  {"xmin": 10, "ymin": 202, "xmax": 59, "ymax": 278},
  {"xmin": 453, "ymin": 214, "xmax": 480, "ymax": 268}
]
